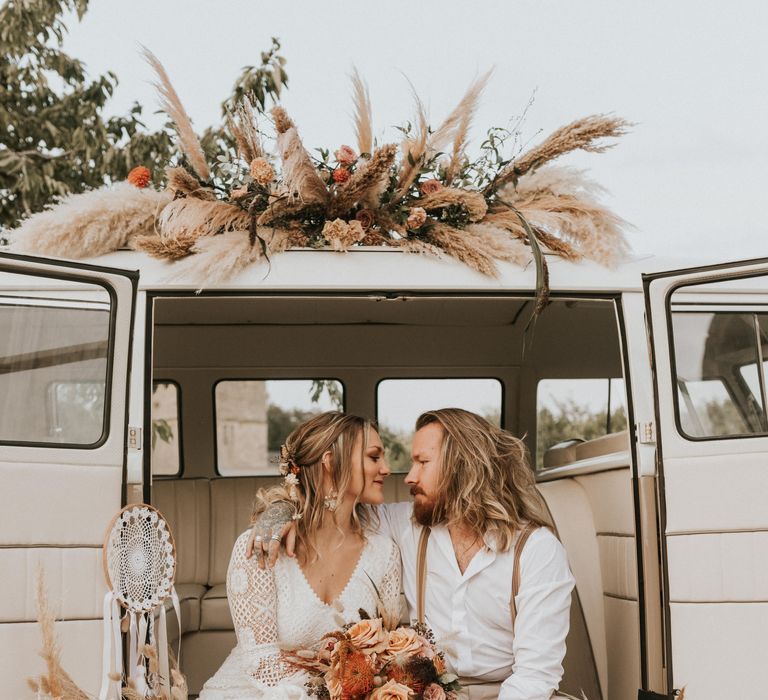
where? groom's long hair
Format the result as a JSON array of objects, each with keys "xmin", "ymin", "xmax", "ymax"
[{"xmin": 415, "ymin": 408, "xmax": 551, "ymax": 552}]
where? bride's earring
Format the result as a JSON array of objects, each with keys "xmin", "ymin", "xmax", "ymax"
[{"xmin": 323, "ymin": 490, "xmax": 338, "ymax": 511}]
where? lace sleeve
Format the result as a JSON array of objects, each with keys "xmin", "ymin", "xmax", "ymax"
[
  {"xmin": 226, "ymin": 532, "xmax": 302, "ymax": 687},
  {"xmin": 377, "ymin": 539, "xmax": 403, "ymax": 624}
]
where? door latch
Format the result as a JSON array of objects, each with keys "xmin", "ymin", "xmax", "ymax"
[{"xmin": 127, "ymin": 426, "xmax": 142, "ymax": 450}]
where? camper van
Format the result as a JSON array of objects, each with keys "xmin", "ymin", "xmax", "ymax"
[{"xmin": 2, "ymin": 247, "xmax": 767, "ymax": 700}]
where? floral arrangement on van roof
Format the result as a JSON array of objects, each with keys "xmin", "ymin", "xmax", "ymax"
[{"xmin": 10, "ymin": 51, "xmax": 631, "ymax": 294}]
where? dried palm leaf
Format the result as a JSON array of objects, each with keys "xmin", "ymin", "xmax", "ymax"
[
  {"xmin": 329, "ymin": 144, "xmax": 397, "ymax": 217},
  {"xmin": 351, "ymin": 68, "xmax": 373, "ymax": 156},
  {"xmin": 488, "ymin": 115, "xmax": 629, "ymax": 194},
  {"xmin": 418, "ymin": 187, "xmax": 488, "ymax": 222},
  {"xmin": 426, "ymin": 222, "xmax": 498, "ymax": 277},
  {"xmin": 430, "ymin": 69, "xmax": 492, "ymax": 156},
  {"xmin": 393, "ymin": 94, "xmax": 429, "ymax": 202},
  {"xmin": 158, "ymin": 197, "xmax": 250, "ymax": 240},
  {"xmin": 29, "ymin": 572, "xmax": 89, "ymax": 700},
  {"xmin": 271, "ymin": 107, "xmax": 329, "ymax": 207},
  {"xmin": 142, "ymin": 47, "xmax": 210, "ymax": 181},
  {"xmin": 10, "ymin": 183, "xmax": 170, "ymax": 258}
]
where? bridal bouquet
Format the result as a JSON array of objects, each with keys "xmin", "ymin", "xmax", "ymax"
[{"xmin": 285, "ymin": 616, "xmax": 459, "ymax": 700}]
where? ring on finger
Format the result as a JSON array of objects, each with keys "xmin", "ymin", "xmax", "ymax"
[
  {"xmin": 270, "ymin": 533, "xmax": 281, "ymax": 541},
  {"xmin": 254, "ymin": 535, "xmax": 263, "ymax": 543}
]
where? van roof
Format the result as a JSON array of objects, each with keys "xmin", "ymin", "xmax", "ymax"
[{"xmin": 5, "ymin": 248, "xmax": 766, "ymax": 293}]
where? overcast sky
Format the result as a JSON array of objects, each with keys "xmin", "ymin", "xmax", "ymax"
[{"xmin": 60, "ymin": 0, "xmax": 768, "ymax": 264}]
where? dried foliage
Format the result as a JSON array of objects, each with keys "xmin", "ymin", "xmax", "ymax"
[
  {"xmin": 227, "ymin": 96, "xmax": 262, "ymax": 164},
  {"xmin": 142, "ymin": 47, "xmax": 211, "ymax": 182},
  {"xmin": 426, "ymin": 222, "xmax": 498, "ymax": 277},
  {"xmin": 351, "ymin": 68, "xmax": 373, "ymax": 156},
  {"xmin": 329, "ymin": 144, "xmax": 398, "ymax": 217},
  {"xmin": 418, "ymin": 188, "xmax": 488, "ymax": 222},
  {"xmin": 430, "ymin": 69, "xmax": 492, "ymax": 156},
  {"xmin": 157, "ymin": 196, "xmax": 250, "ymax": 240},
  {"xmin": 10, "ymin": 183, "xmax": 170, "ymax": 257}
]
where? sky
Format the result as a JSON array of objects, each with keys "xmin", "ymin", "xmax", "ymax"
[{"xmin": 60, "ymin": 0, "xmax": 768, "ymax": 264}]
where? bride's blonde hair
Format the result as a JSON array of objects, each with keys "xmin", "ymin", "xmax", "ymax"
[
  {"xmin": 415, "ymin": 408, "xmax": 551, "ymax": 551},
  {"xmin": 254, "ymin": 411, "xmax": 377, "ymax": 561}
]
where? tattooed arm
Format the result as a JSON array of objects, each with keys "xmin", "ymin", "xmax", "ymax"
[{"xmin": 245, "ymin": 500, "xmax": 297, "ymax": 568}]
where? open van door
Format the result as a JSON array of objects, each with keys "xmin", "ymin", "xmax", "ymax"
[
  {"xmin": 0, "ymin": 252, "xmax": 137, "ymax": 698},
  {"xmin": 644, "ymin": 259, "xmax": 768, "ymax": 699}
]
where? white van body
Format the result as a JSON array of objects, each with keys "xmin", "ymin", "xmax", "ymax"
[{"xmin": 2, "ymin": 247, "xmax": 767, "ymax": 700}]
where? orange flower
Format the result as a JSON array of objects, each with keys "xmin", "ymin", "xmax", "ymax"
[
  {"xmin": 334, "ymin": 144, "xmax": 358, "ymax": 166},
  {"xmin": 419, "ymin": 179, "xmax": 442, "ymax": 195},
  {"xmin": 127, "ymin": 166, "xmax": 151, "ymax": 188},
  {"xmin": 381, "ymin": 628, "xmax": 423, "ymax": 660},
  {"xmin": 333, "ymin": 167, "xmax": 351, "ymax": 184},
  {"xmin": 338, "ymin": 651, "xmax": 375, "ymax": 697},
  {"xmin": 433, "ymin": 654, "xmax": 446, "ymax": 676},
  {"xmin": 406, "ymin": 207, "xmax": 427, "ymax": 230}
]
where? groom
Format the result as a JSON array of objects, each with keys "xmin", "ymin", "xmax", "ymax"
[{"xmin": 248, "ymin": 408, "xmax": 574, "ymax": 700}]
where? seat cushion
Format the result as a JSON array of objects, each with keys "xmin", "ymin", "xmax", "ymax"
[
  {"xmin": 200, "ymin": 584, "xmax": 233, "ymax": 631},
  {"xmin": 159, "ymin": 582, "xmax": 206, "ymax": 641}
]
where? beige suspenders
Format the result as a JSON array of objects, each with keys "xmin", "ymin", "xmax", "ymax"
[{"xmin": 415, "ymin": 522, "xmax": 537, "ymax": 626}]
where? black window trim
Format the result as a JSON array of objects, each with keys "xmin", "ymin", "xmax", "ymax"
[{"xmin": 212, "ymin": 376, "xmax": 347, "ymax": 477}]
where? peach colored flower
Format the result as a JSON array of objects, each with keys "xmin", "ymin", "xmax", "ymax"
[
  {"xmin": 406, "ymin": 207, "xmax": 427, "ymax": 230},
  {"xmin": 355, "ymin": 209, "xmax": 375, "ymax": 230},
  {"xmin": 419, "ymin": 179, "xmax": 443, "ymax": 195},
  {"xmin": 369, "ymin": 679, "xmax": 412, "ymax": 700},
  {"xmin": 347, "ymin": 617, "xmax": 389, "ymax": 654},
  {"xmin": 127, "ymin": 166, "xmax": 151, "ymax": 189},
  {"xmin": 229, "ymin": 185, "xmax": 249, "ymax": 200},
  {"xmin": 382, "ymin": 627, "xmax": 424, "ymax": 660},
  {"xmin": 332, "ymin": 167, "xmax": 351, "ymax": 184},
  {"xmin": 433, "ymin": 654, "xmax": 446, "ymax": 676},
  {"xmin": 249, "ymin": 157, "xmax": 274, "ymax": 185},
  {"xmin": 424, "ymin": 683, "xmax": 446, "ymax": 700},
  {"xmin": 334, "ymin": 144, "xmax": 358, "ymax": 166}
]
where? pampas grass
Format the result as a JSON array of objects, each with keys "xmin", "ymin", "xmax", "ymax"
[
  {"xmin": 157, "ymin": 196, "xmax": 250, "ymax": 240},
  {"xmin": 165, "ymin": 167, "xmax": 211, "ymax": 198},
  {"xmin": 133, "ymin": 229, "xmax": 201, "ymax": 260},
  {"xmin": 11, "ymin": 183, "xmax": 170, "ymax": 258},
  {"xmin": 329, "ymin": 144, "xmax": 397, "ymax": 217},
  {"xmin": 426, "ymin": 222, "xmax": 497, "ymax": 277},
  {"xmin": 142, "ymin": 47, "xmax": 210, "ymax": 182},
  {"xmin": 272, "ymin": 107, "xmax": 329, "ymax": 207},
  {"xmin": 394, "ymin": 95, "xmax": 429, "ymax": 202},
  {"xmin": 351, "ymin": 68, "xmax": 373, "ymax": 156},
  {"xmin": 502, "ymin": 165, "xmax": 629, "ymax": 266},
  {"xmin": 465, "ymin": 223, "xmax": 532, "ymax": 267},
  {"xmin": 27, "ymin": 572, "xmax": 89, "ymax": 700},
  {"xmin": 418, "ymin": 188, "xmax": 488, "ymax": 222},
  {"xmin": 490, "ymin": 115, "xmax": 629, "ymax": 192},
  {"xmin": 227, "ymin": 96, "xmax": 262, "ymax": 165}
]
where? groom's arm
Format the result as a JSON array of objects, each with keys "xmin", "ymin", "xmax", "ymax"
[{"xmin": 499, "ymin": 529, "xmax": 575, "ymax": 700}]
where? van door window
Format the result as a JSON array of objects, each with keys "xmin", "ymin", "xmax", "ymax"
[
  {"xmin": 670, "ymin": 308, "xmax": 768, "ymax": 438},
  {"xmin": 214, "ymin": 379, "xmax": 343, "ymax": 475},
  {"xmin": 0, "ymin": 280, "xmax": 111, "ymax": 446},
  {"xmin": 536, "ymin": 378, "xmax": 627, "ymax": 469},
  {"xmin": 376, "ymin": 378, "xmax": 502, "ymax": 472},
  {"xmin": 151, "ymin": 381, "xmax": 181, "ymax": 475}
]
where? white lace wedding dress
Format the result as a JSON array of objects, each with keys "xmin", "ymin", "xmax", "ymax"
[{"xmin": 199, "ymin": 529, "xmax": 402, "ymax": 699}]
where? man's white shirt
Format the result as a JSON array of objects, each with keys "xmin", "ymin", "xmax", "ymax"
[{"xmin": 378, "ymin": 502, "xmax": 575, "ymax": 700}]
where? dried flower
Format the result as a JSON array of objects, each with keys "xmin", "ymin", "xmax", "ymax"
[
  {"xmin": 369, "ymin": 678, "xmax": 412, "ymax": 700},
  {"xmin": 355, "ymin": 209, "xmax": 375, "ymax": 230},
  {"xmin": 420, "ymin": 179, "xmax": 443, "ymax": 195},
  {"xmin": 334, "ymin": 144, "xmax": 358, "ymax": 166},
  {"xmin": 249, "ymin": 157, "xmax": 275, "ymax": 186},
  {"xmin": 433, "ymin": 654, "xmax": 446, "ymax": 675},
  {"xmin": 424, "ymin": 683, "xmax": 447, "ymax": 700},
  {"xmin": 339, "ymin": 651, "xmax": 376, "ymax": 697},
  {"xmin": 347, "ymin": 617, "xmax": 389, "ymax": 654},
  {"xmin": 230, "ymin": 185, "xmax": 249, "ymax": 200},
  {"xmin": 406, "ymin": 207, "xmax": 427, "ymax": 230},
  {"xmin": 285, "ymin": 473, "xmax": 299, "ymax": 486},
  {"xmin": 322, "ymin": 218, "xmax": 366, "ymax": 251},
  {"xmin": 127, "ymin": 166, "xmax": 151, "ymax": 189},
  {"xmin": 333, "ymin": 167, "xmax": 351, "ymax": 184}
]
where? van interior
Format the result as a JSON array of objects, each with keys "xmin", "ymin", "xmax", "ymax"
[{"xmin": 146, "ymin": 292, "xmax": 637, "ymax": 699}]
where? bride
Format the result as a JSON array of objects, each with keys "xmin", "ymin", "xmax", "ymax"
[{"xmin": 200, "ymin": 411, "xmax": 402, "ymax": 699}]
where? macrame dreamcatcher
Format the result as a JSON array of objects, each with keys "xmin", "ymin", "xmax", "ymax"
[{"xmin": 100, "ymin": 504, "xmax": 180, "ymax": 700}]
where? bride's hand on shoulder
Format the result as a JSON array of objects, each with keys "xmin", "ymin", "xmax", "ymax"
[{"xmin": 245, "ymin": 500, "xmax": 298, "ymax": 569}]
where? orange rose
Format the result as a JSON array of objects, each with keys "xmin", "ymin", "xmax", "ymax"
[
  {"xmin": 369, "ymin": 679, "xmax": 412, "ymax": 700},
  {"xmin": 347, "ymin": 618, "xmax": 389, "ymax": 654},
  {"xmin": 424, "ymin": 683, "xmax": 446, "ymax": 700},
  {"xmin": 334, "ymin": 144, "xmax": 358, "ymax": 166},
  {"xmin": 433, "ymin": 654, "xmax": 446, "ymax": 675},
  {"xmin": 382, "ymin": 627, "xmax": 424, "ymax": 660},
  {"xmin": 419, "ymin": 179, "xmax": 442, "ymax": 195},
  {"xmin": 332, "ymin": 167, "xmax": 351, "ymax": 184},
  {"xmin": 406, "ymin": 206, "xmax": 427, "ymax": 230},
  {"xmin": 127, "ymin": 166, "xmax": 151, "ymax": 188}
]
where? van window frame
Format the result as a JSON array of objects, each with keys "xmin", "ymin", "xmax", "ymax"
[
  {"xmin": 211, "ymin": 376, "xmax": 347, "ymax": 477},
  {"xmin": 0, "ymin": 267, "xmax": 117, "ymax": 450},
  {"xmin": 665, "ymin": 295, "xmax": 768, "ymax": 442},
  {"xmin": 151, "ymin": 378, "xmax": 184, "ymax": 477}
]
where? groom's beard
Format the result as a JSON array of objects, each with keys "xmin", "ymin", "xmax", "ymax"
[{"xmin": 411, "ymin": 487, "xmax": 436, "ymax": 526}]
